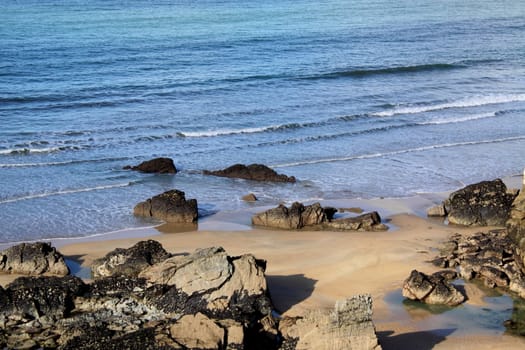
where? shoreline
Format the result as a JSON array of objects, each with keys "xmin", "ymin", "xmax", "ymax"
[{"xmin": 0, "ymin": 173, "xmax": 524, "ymax": 348}]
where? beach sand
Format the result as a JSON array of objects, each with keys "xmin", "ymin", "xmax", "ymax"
[{"xmin": 2, "ymin": 174, "xmax": 524, "ymax": 349}]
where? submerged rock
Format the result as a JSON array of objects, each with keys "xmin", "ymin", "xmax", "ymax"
[
  {"xmin": 443, "ymin": 179, "xmax": 517, "ymax": 226},
  {"xmin": 0, "ymin": 242, "xmax": 69, "ymax": 276},
  {"xmin": 204, "ymin": 163, "xmax": 296, "ymax": 183},
  {"xmin": 402, "ymin": 270, "xmax": 465, "ymax": 306},
  {"xmin": 133, "ymin": 189, "xmax": 198, "ymax": 223},
  {"xmin": 123, "ymin": 157, "xmax": 177, "ymax": 174}
]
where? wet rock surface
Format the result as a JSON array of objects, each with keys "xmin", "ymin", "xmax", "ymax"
[
  {"xmin": 123, "ymin": 157, "xmax": 177, "ymax": 174},
  {"xmin": 252, "ymin": 202, "xmax": 387, "ymax": 231},
  {"xmin": 133, "ymin": 189, "xmax": 198, "ymax": 224},
  {"xmin": 402, "ymin": 270, "xmax": 466, "ymax": 306},
  {"xmin": 204, "ymin": 164, "xmax": 296, "ymax": 183}
]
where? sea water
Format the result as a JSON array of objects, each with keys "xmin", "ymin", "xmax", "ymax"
[{"xmin": 1, "ymin": 0, "xmax": 524, "ymax": 242}]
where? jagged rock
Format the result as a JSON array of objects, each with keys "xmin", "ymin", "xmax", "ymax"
[
  {"xmin": 507, "ymin": 170, "xmax": 525, "ymax": 272},
  {"xmin": 444, "ymin": 179, "xmax": 517, "ymax": 226},
  {"xmin": 123, "ymin": 157, "xmax": 177, "ymax": 174},
  {"xmin": 242, "ymin": 193, "xmax": 258, "ymax": 202},
  {"xmin": 402, "ymin": 270, "xmax": 465, "ymax": 306},
  {"xmin": 134, "ymin": 189, "xmax": 198, "ymax": 223},
  {"xmin": 91, "ymin": 240, "xmax": 171, "ymax": 278},
  {"xmin": 324, "ymin": 212, "xmax": 388, "ymax": 231},
  {"xmin": 0, "ymin": 242, "xmax": 69, "ymax": 276},
  {"xmin": 204, "ymin": 164, "xmax": 296, "ymax": 183},
  {"xmin": 1, "ymin": 276, "xmax": 86, "ymax": 320},
  {"xmin": 279, "ymin": 295, "xmax": 381, "ymax": 350},
  {"xmin": 252, "ymin": 202, "xmax": 386, "ymax": 231},
  {"xmin": 427, "ymin": 204, "xmax": 447, "ymax": 217}
]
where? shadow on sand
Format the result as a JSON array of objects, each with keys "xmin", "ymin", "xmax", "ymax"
[
  {"xmin": 266, "ymin": 274, "xmax": 317, "ymax": 314},
  {"xmin": 377, "ymin": 328, "xmax": 456, "ymax": 350}
]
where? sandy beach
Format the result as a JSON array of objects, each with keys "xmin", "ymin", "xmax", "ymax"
[{"xmin": 1, "ymin": 174, "xmax": 524, "ymax": 349}]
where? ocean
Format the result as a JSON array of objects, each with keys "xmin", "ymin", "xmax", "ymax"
[{"xmin": 1, "ymin": 0, "xmax": 524, "ymax": 243}]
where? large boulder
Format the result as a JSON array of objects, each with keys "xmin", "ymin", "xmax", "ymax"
[
  {"xmin": 444, "ymin": 179, "xmax": 517, "ymax": 226},
  {"xmin": 279, "ymin": 295, "xmax": 381, "ymax": 350},
  {"xmin": 252, "ymin": 202, "xmax": 387, "ymax": 231},
  {"xmin": 204, "ymin": 163, "xmax": 296, "ymax": 183},
  {"xmin": 0, "ymin": 242, "xmax": 69, "ymax": 276},
  {"xmin": 91, "ymin": 240, "xmax": 171, "ymax": 278},
  {"xmin": 123, "ymin": 157, "xmax": 177, "ymax": 174},
  {"xmin": 402, "ymin": 270, "xmax": 465, "ymax": 306},
  {"xmin": 134, "ymin": 189, "xmax": 198, "ymax": 223}
]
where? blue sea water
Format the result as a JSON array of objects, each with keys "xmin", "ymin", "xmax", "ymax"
[{"xmin": 1, "ymin": 0, "xmax": 524, "ymax": 243}]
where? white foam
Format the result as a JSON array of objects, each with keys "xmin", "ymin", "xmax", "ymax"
[
  {"xmin": 0, "ymin": 182, "xmax": 133, "ymax": 204},
  {"xmin": 0, "ymin": 147, "xmax": 63, "ymax": 155},
  {"xmin": 418, "ymin": 112, "xmax": 497, "ymax": 125},
  {"xmin": 375, "ymin": 94, "xmax": 525, "ymax": 117},
  {"xmin": 180, "ymin": 126, "xmax": 270, "ymax": 137},
  {"xmin": 273, "ymin": 136, "xmax": 525, "ymax": 168}
]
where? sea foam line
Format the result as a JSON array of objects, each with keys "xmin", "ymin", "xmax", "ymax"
[
  {"xmin": 272, "ymin": 136, "xmax": 525, "ymax": 168},
  {"xmin": 375, "ymin": 93, "xmax": 525, "ymax": 117},
  {"xmin": 417, "ymin": 111, "xmax": 497, "ymax": 125},
  {"xmin": 0, "ymin": 182, "xmax": 134, "ymax": 205}
]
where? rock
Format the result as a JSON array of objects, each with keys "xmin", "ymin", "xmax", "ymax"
[
  {"xmin": 279, "ymin": 295, "xmax": 381, "ymax": 350},
  {"xmin": 0, "ymin": 242, "xmax": 69, "ymax": 276},
  {"xmin": 507, "ymin": 169, "xmax": 525, "ymax": 271},
  {"xmin": 324, "ymin": 212, "xmax": 388, "ymax": 231},
  {"xmin": 204, "ymin": 164, "xmax": 296, "ymax": 183},
  {"xmin": 402, "ymin": 270, "xmax": 465, "ymax": 306},
  {"xmin": 134, "ymin": 189, "xmax": 198, "ymax": 223},
  {"xmin": 123, "ymin": 157, "xmax": 177, "ymax": 174},
  {"xmin": 242, "ymin": 193, "xmax": 258, "ymax": 202},
  {"xmin": 252, "ymin": 202, "xmax": 387, "ymax": 231},
  {"xmin": 169, "ymin": 313, "xmax": 224, "ymax": 349},
  {"xmin": 91, "ymin": 240, "xmax": 171, "ymax": 278},
  {"xmin": 444, "ymin": 179, "xmax": 517, "ymax": 226},
  {"xmin": 427, "ymin": 204, "xmax": 447, "ymax": 217}
]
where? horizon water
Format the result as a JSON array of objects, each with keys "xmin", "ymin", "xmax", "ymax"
[{"xmin": 1, "ymin": 0, "xmax": 524, "ymax": 243}]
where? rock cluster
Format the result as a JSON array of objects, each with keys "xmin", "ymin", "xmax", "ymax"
[
  {"xmin": 402, "ymin": 270, "xmax": 465, "ymax": 306},
  {"xmin": 124, "ymin": 157, "xmax": 177, "ymax": 174},
  {"xmin": 252, "ymin": 202, "xmax": 387, "ymax": 231},
  {"xmin": 0, "ymin": 242, "xmax": 69, "ymax": 276},
  {"xmin": 431, "ymin": 229, "xmax": 525, "ymax": 298},
  {"xmin": 427, "ymin": 179, "xmax": 518, "ymax": 226},
  {"xmin": 0, "ymin": 241, "xmax": 277, "ymax": 350},
  {"xmin": 204, "ymin": 164, "xmax": 296, "ymax": 183},
  {"xmin": 507, "ymin": 172, "xmax": 525, "ymax": 273},
  {"xmin": 279, "ymin": 295, "xmax": 381, "ymax": 350},
  {"xmin": 133, "ymin": 189, "xmax": 198, "ymax": 223}
]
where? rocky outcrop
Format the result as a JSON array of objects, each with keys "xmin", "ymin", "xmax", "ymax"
[
  {"xmin": 0, "ymin": 242, "xmax": 279, "ymax": 350},
  {"xmin": 252, "ymin": 202, "xmax": 387, "ymax": 231},
  {"xmin": 402, "ymin": 270, "xmax": 465, "ymax": 306},
  {"xmin": 133, "ymin": 189, "xmax": 198, "ymax": 223},
  {"xmin": 0, "ymin": 242, "xmax": 69, "ymax": 276},
  {"xmin": 279, "ymin": 295, "xmax": 381, "ymax": 350},
  {"xmin": 242, "ymin": 193, "xmax": 258, "ymax": 202},
  {"xmin": 507, "ymin": 171, "xmax": 525, "ymax": 273},
  {"xmin": 91, "ymin": 240, "xmax": 171, "ymax": 278},
  {"xmin": 123, "ymin": 157, "xmax": 177, "ymax": 174},
  {"xmin": 204, "ymin": 164, "xmax": 296, "ymax": 183},
  {"xmin": 431, "ymin": 229, "xmax": 525, "ymax": 297},
  {"xmin": 442, "ymin": 179, "xmax": 517, "ymax": 226}
]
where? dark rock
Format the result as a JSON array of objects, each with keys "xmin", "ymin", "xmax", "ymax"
[
  {"xmin": 2, "ymin": 276, "xmax": 86, "ymax": 320},
  {"xmin": 507, "ymin": 172, "xmax": 525, "ymax": 273},
  {"xmin": 324, "ymin": 211, "xmax": 388, "ymax": 231},
  {"xmin": 134, "ymin": 189, "xmax": 198, "ymax": 223},
  {"xmin": 124, "ymin": 157, "xmax": 177, "ymax": 174},
  {"xmin": 0, "ymin": 242, "xmax": 69, "ymax": 276},
  {"xmin": 444, "ymin": 179, "xmax": 517, "ymax": 226},
  {"xmin": 402, "ymin": 270, "xmax": 465, "ymax": 306},
  {"xmin": 204, "ymin": 164, "xmax": 296, "ymax": 183},
  {"xmin": 91, "ymin": 240, "xmax": 171, "ymax": 278}
]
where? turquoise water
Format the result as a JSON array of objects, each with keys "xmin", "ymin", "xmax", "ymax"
[{"xmin": 1, "ymin": 0, "xmax": 524, "ymax": 242}]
